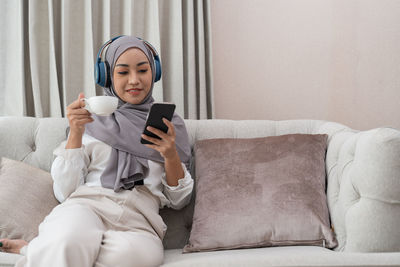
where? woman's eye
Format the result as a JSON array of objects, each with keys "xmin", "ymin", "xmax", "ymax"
[
  {"xmin": 118, "ymin": 71, "xmax": 128, "ymax": 75},
  {"xmin": 138, "ymin": 69, "xmax": 148, "ymax": 73}
]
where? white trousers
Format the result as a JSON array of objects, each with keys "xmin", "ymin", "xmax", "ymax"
[{"xmin": 15, "ymin": 185, "xmax": 167, "ymax": 267}]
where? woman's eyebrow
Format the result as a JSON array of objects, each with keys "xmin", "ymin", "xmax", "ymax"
[
  {"xmin": 137, "ymin": 61, "xmax": 149, "ymax": 66},
  {"xmin": 115, "ymin": 62, "xmax": 149, "ymax": 67}
]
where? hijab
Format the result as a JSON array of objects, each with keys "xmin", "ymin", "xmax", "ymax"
[{"xmin": 85, "ymin": 36, "xmax": 191, "ymax": 192}]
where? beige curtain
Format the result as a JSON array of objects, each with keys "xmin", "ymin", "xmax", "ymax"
[{"xmin": 0, "ymin": 0, "xmax": 214, "ymax": 119}]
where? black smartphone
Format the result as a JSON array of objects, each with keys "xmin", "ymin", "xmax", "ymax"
[{"xmin": 140, "ymin": 102, "xmax": 176, "ymax": 145}]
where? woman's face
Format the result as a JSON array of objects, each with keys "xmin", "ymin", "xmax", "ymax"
[{"xmin": 112, "ymin": 48, "xmax": 153, "ymax": 104}]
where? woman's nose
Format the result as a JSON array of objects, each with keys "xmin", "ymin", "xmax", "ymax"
[{"xmin": 128, "ymin": 72, "xmax": 139, "ymax": 85}]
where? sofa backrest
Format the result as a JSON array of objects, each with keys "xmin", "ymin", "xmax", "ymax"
[{"xmin": 5, "ymin": 117, "xmax": 399, "ymax": 252}]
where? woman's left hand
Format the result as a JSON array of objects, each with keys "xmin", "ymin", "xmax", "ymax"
[{"xmin": 142, "ymin": 118, "xmax": 179, "ymax": 160}]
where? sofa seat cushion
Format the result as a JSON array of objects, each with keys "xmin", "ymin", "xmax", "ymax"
[
  {"xmin": 0, "ymin": 251, "xmax": 22, "ymax": 267},
  {"xmin": 0, "ymin": 249, "xmax": 400, "ymax": 267},
  {"xmin": 163, "ymin": 246, "xmax": 400, "ymax": 267},
  {"xmin": 1, "ymin": 247, "xmax": 400, "ymax": 267}
]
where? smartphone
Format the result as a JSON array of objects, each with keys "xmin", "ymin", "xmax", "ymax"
[{"xmin": 140, "ymin": 102, "xmax": 176, "ymax": 145}]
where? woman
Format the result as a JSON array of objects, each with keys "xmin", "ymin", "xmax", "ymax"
[{"xmin": 0, "ymin": 36, "xmax": 193, "ymax": 267}]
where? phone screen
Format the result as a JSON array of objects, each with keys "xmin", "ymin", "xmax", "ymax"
[{"xmin": 140, "ymin": 103, "xmax": 176, "ymax": 145}]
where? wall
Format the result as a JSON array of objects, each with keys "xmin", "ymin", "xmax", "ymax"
[{"xmin": 210, "ymin": 0, "xmax": 400, "ymax": 130}]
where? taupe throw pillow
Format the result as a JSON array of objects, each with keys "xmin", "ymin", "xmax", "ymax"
[
  {"xmin": 183, "ymin": 134, "xmax": 337, "ymax": 253},
  {"xmin": 0, "ymin": 157, "xmax": 59, "ymax": 242}
]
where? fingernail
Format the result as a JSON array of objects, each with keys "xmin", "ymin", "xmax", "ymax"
[{"xmin": 0, "ymin": 242, "xmax": 3, "ymax": 247}]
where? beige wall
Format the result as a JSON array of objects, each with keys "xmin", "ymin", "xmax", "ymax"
[{"xmin": 210, "ymin": 0, "xmax": 400, "ymax": 130}]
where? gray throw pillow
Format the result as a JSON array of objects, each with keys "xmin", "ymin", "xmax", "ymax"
[
  {"xmin": 183, "ymin": 134, "xmax": 337, "ymax": 253},
  {"xmin": 0, "ymin": 157, "xmax": 59, "ymax": 242}
]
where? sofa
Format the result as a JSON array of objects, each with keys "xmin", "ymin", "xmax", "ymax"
[{"xmin": 0, "ymin": 116, "xmax": 400, "ymax": 267}]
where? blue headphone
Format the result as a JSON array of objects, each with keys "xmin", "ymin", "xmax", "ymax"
[{"xmin": 94, "ymin": 35, "xmax": 162, "ymax": 87}]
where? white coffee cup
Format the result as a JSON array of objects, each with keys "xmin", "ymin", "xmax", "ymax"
[{"xmin": 83, "ymin": 96, "xmax": 118, "ymax": 116}]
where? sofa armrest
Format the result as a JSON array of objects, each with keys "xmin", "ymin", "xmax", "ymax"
[{"xmin": 326, "ymin": 127, "xmax": 400, "ymax": 252}]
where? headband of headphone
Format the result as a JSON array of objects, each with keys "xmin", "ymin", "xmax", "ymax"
[{"xmin": 94, "ymin": 35, "xmax": 162, "ymax": 87}]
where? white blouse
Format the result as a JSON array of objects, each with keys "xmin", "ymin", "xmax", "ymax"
[{"xmin": 50, "ymin": 134, "xmax": 193, "ymax": 210}]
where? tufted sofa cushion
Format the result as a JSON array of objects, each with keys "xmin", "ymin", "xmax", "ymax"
[
  {"xmin": 324, "ymin": 127, "xmax": 400, "ymax": 252},
  {"xmin": 0, "ymin": 117, "xmax": 68, "ymax": 172},
  {"xmin": 0, "ymin": 117, "xmax": 399, "ymax": 252}
]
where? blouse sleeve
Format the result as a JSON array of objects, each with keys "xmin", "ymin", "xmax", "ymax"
[
  {"xmin": 50, "ymin": 141, "xmax": 90, "ymax": 203},
  {"xmin": 161, "ymin": 163, "xmax": 194, "ymax": 210}
]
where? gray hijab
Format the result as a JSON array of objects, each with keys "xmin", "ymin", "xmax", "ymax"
[{"xmin": 85, "ymin": 36, "xmax": 191, "ymax": 192}]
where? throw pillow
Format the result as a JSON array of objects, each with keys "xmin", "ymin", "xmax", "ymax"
[
  {"xmin": 0, "ymin": 157, "xmax": 59, "ymax": 242},
  {"xmin": 183, "ymin": 134, "xmax": 337, "ymax": 253}
]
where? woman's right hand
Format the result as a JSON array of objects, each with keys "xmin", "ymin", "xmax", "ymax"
[{"xmin": 65, "ymin": 93, "xmax": 93, "ymax": 148}]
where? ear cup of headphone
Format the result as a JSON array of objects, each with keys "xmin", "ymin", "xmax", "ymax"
[
  {"xmin": 95, "ymin": 60, "xmax": 111, "ymax": 88},
  {"xmin": 153, "ymin": 54, "xmax": 162, "ymax": 82},
  {"xmin": 95, "ymin": 60, "xmax": 105, "ymax": 87}
]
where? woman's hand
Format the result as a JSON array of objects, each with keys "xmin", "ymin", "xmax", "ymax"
[
  {"xmin": 142, "ymin": 118, "xmax": 184, "ymax": 186},
  {"xmin": 65, "ymin": 93, "xmax": 93, "ymax": 149},
  {"xmin": 142, "ymin": 118, "xmax": 178, "ymax": 159}
]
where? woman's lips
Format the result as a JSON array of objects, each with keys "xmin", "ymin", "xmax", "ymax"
[{"xmin": 126, "ymin": 88, "xmax": 142, "ymax": 96}]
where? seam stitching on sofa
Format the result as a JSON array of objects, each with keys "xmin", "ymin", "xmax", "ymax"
[
  {"xmin": 360, "ymin": 195, "xmax": 400, "ymax": 205},
  {"xmin": 338, "ymin": 159, "xmax": 354, "ymax": 186}
]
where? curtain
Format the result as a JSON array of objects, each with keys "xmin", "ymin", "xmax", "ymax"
[{"xmin": 0, "ymin": 0, "xmax": 214, "ymax": 119}]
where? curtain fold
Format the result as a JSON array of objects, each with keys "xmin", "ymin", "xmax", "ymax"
[
  {"xmin": 29, "ymin": 0, "xmax": 62, "ymax": 117},
  {"xmin": 0, "ymin": 0, "xmax": 26, "ymax": 116},
  {"xmin": 159, "ymin": 0, "xmax": 184, "ymax": 115},
  {"xmin": 0, "ymin": 0, "xmax": 214, "ymax": 119},
  {"xmin": 182, "ymin": 0, "xmax": 214, "ymax": 119}
]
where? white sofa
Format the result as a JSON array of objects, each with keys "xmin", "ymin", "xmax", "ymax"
[{"xmin": 0, "ymin": 116, "xmax": 400, "ymax": 267}]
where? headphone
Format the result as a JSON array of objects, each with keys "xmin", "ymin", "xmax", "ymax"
[{"xmin": 94, "ymin": 35, "xmax": 162, "ymax": 87}]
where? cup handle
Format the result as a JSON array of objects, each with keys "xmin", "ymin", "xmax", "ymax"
[{"xmin": 82, "ymin": 98, "xmax": 92, "ymax": 113}]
